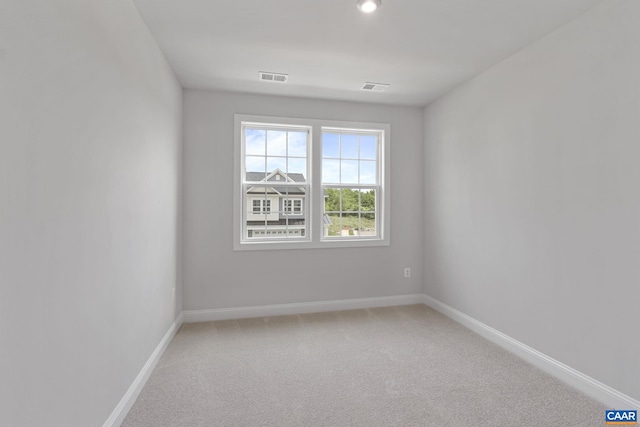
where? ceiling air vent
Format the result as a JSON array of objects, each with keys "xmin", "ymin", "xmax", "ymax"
[
  {"xmin": 362, "ymin": 82, "xmax": 389, "ymax": 92},
  {"xmin": 259, "ymin": 71, "xmax": 288, "ymax": 83}
]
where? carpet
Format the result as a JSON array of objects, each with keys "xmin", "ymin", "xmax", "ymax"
[{"xmin": 122, "ymin": 305, "xmax": 605, "ymax": 426}]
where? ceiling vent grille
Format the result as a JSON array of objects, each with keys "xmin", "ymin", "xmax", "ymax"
[
  {"xmin": 259, "ymin": 71, "xmax": 288, "ymax": 83},
  {"xmin": 362, "ymin": 82, "xmax": 389, "ymax": 92}
]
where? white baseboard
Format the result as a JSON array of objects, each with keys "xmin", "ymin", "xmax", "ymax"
[
  {"xmin": 423, "ymin": 294, "xmax": 640, "ymax": 411},
  {"xmin": 182, "ymin": 294, "xmax": 425, "ymax": 323},
  {"xmin": 103, "ymin": 312, "xmax": 184, "ymax": 427}
]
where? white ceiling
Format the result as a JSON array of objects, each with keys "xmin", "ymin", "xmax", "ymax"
[{"xmin": 132, "ymin": 0, "xmax": 603, "ymax": 107}]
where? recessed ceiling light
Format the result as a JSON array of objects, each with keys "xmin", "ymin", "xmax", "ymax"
[{"xmin": 356, "ymin": 0, "xmax": 381, "ymax": 13}]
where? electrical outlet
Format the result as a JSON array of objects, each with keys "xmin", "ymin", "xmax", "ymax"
[{"xmin": 404, "ymin": 267, "xmax": 411, "ymax": 278}]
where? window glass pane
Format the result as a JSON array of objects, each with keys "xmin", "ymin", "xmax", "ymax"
[
  {"xmin": 341, "ymin": 134, "xmax": 358, "ymax": 159},
  {"xmin": 267, "ymin": 130, "xmax": 287, "ymax": 156},
  {"xmin": 266, "ymin": 157, "xmax": 286, "ymax": 174},
  {"xmin": 246, "ymin": 214, "xmax": 269, "ymax": 239},
  {"xmin": 360, "ymin": 135, "xmax": 377, "ymax": 160},
  {"xmin": 267, "ymin": 170, "xmax": 285, "ymax": 183},
  {"xmin": 324, "ymin": 189, "xmax": 339, "ymax": 237},
  {"xmin": 284, "ymin": 218, "xmax": 305, "ymax": 238},
  {"xmin": 322, "ymin": 159, "xmax": 340, "ymax": 183},
  {"xmin": 345, "ymin": 213, "xmax": 360, "ymax": 236},
  {"xmin": 361, "ymin": 189, "xmax": 376, "ymax": 212},
  {"xmin": 341, "ymin": 188, "xmax": 359, "ymax": 213},
  {"xmin": 245, "ymin": 156, "xmax": 266, "ymax": 180},
  {"xmin": 284, "ymin": 199, "xmax": 302, "ymax": 215},
  {"xmin": 361, "ymin": 212, "xmax": 376, "ymax": 236},
  {"xmin": 245, "ymin": 129, "xmax": 266, "ymax": 155},
  {"xmin": 340, "ymin": 160, "xmax": 359, "ymax": 184},
  {"xmin": 322, "ymin": 188, "xmax": 377, "ymax": 239},
  {"xmin": 282, "ymin": 188, "xmax": 305, "ymax": 215},
  {"xmin": 325, "ymin": 213, "xmax": 341, "ymax": 237},
  {"xmin": 324, "ymin": 188, "xmax": 340, "ymax": 212},
  {"xmin": 288, "ymin": 132, "xmax": 307, "ymax": 157},
  {"xmin": 287, "ymin": 158, "xmax": 307, "ymax": 180},
  {"xmin": 322, "ymin": 133, "xmax": 339, "ymax": 158},
  {"xmin": 359, "ymin": 160, "xmax": 376, "ymax": 184},
  {"xmin": 246, "ymin": 206, "xmax": 309, "ymax": 238}
]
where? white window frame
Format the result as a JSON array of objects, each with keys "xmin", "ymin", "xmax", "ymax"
[{"xmin": 234, "ymin": 114, "xmax": 390, "ymax": 251}]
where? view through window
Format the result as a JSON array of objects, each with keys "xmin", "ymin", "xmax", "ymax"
[
  {"xmin": 322, "ymin": 130, "xmax": 379, "ymax": 239},
  {"xmin": 242, "ymin": 126, "xmax": 309, "ymax": 240},
  {"xmin": 235, "ymin": 115, "xmax": 389, "ymax": 250}
]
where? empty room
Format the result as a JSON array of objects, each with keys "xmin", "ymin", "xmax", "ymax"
[{"xmin": 1, "ymin": 0, "xmax": 639, "ymax": 426}]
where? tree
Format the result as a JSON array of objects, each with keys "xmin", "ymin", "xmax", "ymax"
[
  {"xmin": 324, "ymin": 188, "xmax": 340, "ymax": 212},
  {"xmin": 361, "ymin": 190, "xmax": 375, "ymax": 211},
  {"xmin": 324, "ymin": 188, "xmax": 375, "ymax": 212}
]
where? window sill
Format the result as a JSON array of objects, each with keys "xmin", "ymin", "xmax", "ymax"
[{"xmin": 234, "ymin": 237, "xmax": 389, "ymax": 251}]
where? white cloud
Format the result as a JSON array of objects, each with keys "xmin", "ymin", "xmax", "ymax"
[
  {"xmin": 359, "ymin": 160, "xmax": 376, "ymax": 184},
  {"xmin": 322, "ymin": 159, "xmax": 340, "ymax": 183},
  {"xmin": 288, "ymin": 132, "xmax": 307, "ymax": 157},
  {"xmin": 246, "ymin": 129, "xmax": 265, "ymax": 155},
  {"xmin": 246, "ymin": 156, "xmax": 266, "ymax": 173},
  {"xmin": 266, "ymin": 130, "xmax": 287, "ymax": 156},
  {"xmin": 341, "ymin": 160, "xmax": 358, "ymax": 184}
]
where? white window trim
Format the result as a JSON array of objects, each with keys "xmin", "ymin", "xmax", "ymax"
[{"xmin": 234, "ymin": 114, "xmax": 390, "ymax": 251}]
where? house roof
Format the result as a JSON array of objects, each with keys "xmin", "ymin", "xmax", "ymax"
[
  {"xmin": 246, "ymin": 170, "xmax": 306, "ymax": 183},
  {"xmin": 246, "ymin": 169, "xmax": 306, "ymax": 195}
]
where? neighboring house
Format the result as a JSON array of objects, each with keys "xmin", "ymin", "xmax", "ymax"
[
  {"xmin": 245, "ymin": 169, "xmax": 331, "ymax": 238},
  {"xmin": 246, "ymin": 169, "xmax": 305, "ymax": 238}
]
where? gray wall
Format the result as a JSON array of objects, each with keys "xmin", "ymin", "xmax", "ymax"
[
  {"xmin": 423, "ymin": 0, "xmax": 640, "ymax": 401},
  {"xmin": 183, "ymin": 90, "xmax": 423, "ymax": 310},
  {"xmin": 0, "ymin": 1, "xmax": 183, "ymax": 426}
]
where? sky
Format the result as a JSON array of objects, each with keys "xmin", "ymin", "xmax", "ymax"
[{"xmin": 245, "ymin": 129, "xmax": 378, "ymax": 184}]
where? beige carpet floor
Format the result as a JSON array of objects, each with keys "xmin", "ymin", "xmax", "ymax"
[{"xmin": 122, "ymin": 305, "xmax": 605, "ymax": 426}]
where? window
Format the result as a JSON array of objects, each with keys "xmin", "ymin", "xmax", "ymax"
[
  {"xmin": 284, "ymin": 199, "xmax": 302, "ymax": 215},
  {"xmin": 252, "ymin": 199, "xmax": 271, "ymax": 213},
  {"xmin": 234, "ymin": 114, "xmax": 389, "ymax": 250},
  {"xmin": 241, "ymin": 124, "xmax": 309, "ymax": 242},
  {"xmin": 321, "ymin": 130, "xmax": 379, "ymax": 239}
]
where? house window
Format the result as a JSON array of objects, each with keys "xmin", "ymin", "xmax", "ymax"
[
  {"xmin": 252, "ymin": 199, "xmax": 271, "ymax": 213},
  {"xmin": 283, "ymin": 199, "xmax": 302, "ymax": 215},
  {"xmin": 234, "ymin": 114, "xmax": 389, "ymax": 250}
]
